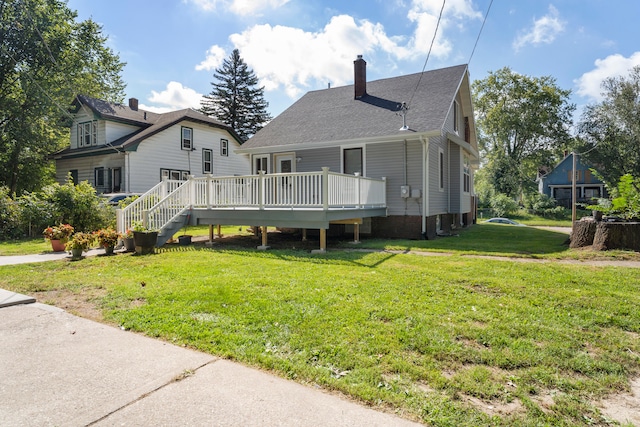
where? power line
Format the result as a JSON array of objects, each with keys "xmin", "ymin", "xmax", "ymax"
[
  {"xmin": 407, "ymin": 0, "xmax": 446, "ymax": 110},
  {"xmin": 468, "ymin": 0, "xmax": 494, "ymax": 65}
]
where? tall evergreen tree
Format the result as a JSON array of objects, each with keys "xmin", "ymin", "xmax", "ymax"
[{"xmin": 200, "ymin": 49, "xmax": 271, "ymax": 141}]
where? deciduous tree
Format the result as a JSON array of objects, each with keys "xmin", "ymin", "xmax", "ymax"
[
  {"xmin": 472, "ymin": 67, "xmax": 575, "ymax": 197},
  {"xmin": 200, "ymin": 49, "xmax": 271, "ymax": 141},
  {"xmin": 0, "ymin": 0, "xmax": 125, "ymax": 195},
  {"xmin": 577, "ymin": 66, "xmax": 640, "ymax": 187}
]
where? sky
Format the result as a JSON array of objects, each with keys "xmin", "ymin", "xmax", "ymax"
[{"xmin": 66, "ymin": 0, "xmax": 640, "ymax": 121}]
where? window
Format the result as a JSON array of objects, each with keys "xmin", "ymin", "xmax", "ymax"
[
  {"xmin": 77, "ymin": 120, "xmax": 97, "ymax": 147},
  {"xmin": 453, "ymin": 100, "xmax": 459, "ymax": 133},
  {"xmin": 181, "ymin": 127, "xmax": 193, "ymax": 150},
  {"xmin": 160, "ymin": 168, "xmax": 190, "ymax": 181},
  {"xmin": 568, "ymin": 170, "xmax": 582, "ymax": 183},
  {"xmin": 254, "ymin": 155, "xmax": 269, "ymax": 174},
  {"xmin": 463, "ymin": 154, "xmax": 470, "ymax": 193},
  {"xmin": 69, "ymin": 170, "xmax": 78, "ymax": 185},
  {"xmin": 112, "ymin": 168, "xmax": 122, "ymax": 192},
  {"xmin": 439, "ymin": 148, "xmax": 445, "ymax": 191},
  {"xmin": 343, "ymin": 147, "xmax": 363, "ymax": 175},
  {"xmin": 95, "ymin": 167, "xmax": 105, "ymax": 187},
  {"xmin": 220, "ymin": 139, "xmax": 228, "ymax": 156},
  {"xmin": 203, "ymin": 149, "xmax": 213, "ymax": 173}
]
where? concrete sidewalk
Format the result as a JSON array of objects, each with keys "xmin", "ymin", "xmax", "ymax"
[
  {"xmin": 0, "ymin": 248, "xmax": 108, "ymax": 266},
  {"xmin": 0, "ymin": 291, "xmax": 422, "ymax": 427}
]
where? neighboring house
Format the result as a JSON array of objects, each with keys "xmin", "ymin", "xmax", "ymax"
[
  {"xmin": 236, "ymin": 56, "xmax": 479, "ymax": 239},
  {"xmin": 537, "ymin": 152, "xmax": 606, "ymax": 208},
  {"xmin": 53, "ymin": 95, "xmax": 248, "ymax": 194}
]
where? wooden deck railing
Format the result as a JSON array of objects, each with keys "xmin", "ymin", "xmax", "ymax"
[{"xmin": 117, "ymin": 168, "xmax": 386, "ymax": 234}]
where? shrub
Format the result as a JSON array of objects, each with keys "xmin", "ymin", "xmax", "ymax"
[
  {"xmin": 523, "ymin": 192, "xmax": 567, "ymax": 218},
  {"xmin": 490, "ymin": 193, "xmax": 518, "ymax": 218},
  {"xmin": 0, "ymin": 187, "xmax": 22, "ymax": 240},
  {"xmin": 587, "ymin": 174, "xmax": 640, "ymax": 220}
]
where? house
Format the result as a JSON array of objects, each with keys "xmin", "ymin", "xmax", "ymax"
[
  {"xmin": 537, "ymin": 152, "xmax": 606, "ymax": 208},
  {"xmin": 53, "ymin": 95, "xmax": 249, "ymax": 194},
  {"xmin": 236, "ymin": 56, "xmax": 479, "ymax": 239}
]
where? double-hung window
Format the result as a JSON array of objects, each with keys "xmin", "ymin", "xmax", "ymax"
[
  {"xmin": 203, "ymin": 149, "xmax": 213, "ymax": 173},
  {"xmin": 181, "ymin": 127, "xmax": 193, "ymax": 150},
  {"xmin": 220, "ymin": 139, "xmax": 228, "ymax": 156},
  {"xmin": 78, "ymin": 120, "xmax": 97, "ymax": 147},
  {"xmin": 463, "ymin": 154, "xmax": 470, "ymax": 193}
]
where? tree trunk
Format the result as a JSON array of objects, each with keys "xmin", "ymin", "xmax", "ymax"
[
  {"xmin": 593, "ymin": 222, "xmax": 640, "ymax": 251},
  {"xmin": 570, "ymin": 220, "xmax": 597, "ymax": 248}
]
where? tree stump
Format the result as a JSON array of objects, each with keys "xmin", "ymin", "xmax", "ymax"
[
  {"xmin": 570, "ymin": 220, "xmax": 597, "ymax": 248},
  {"xmin": 592, "ymin": 222, "xmax": 640, "ymax": 251}
]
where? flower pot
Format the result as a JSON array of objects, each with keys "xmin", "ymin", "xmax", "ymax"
[
  {"xmin": 104, "ymin": 245, "xmax": 115, "ymax": 255},
  {"xmin": 178, "ymin": 235, "xmax": 192, "ymax": 246},
  {"xmin": 133, "ymin": 231, "xmax": 158, "ymax": 255},
  {"xmin": 70, "ymin": 247, "xmax": 83, "ymax": 260},
  {"xmin": 50, "ymin": 239, "xmax": 67, "ymax": 252},
  {"xmin": 123, "ymin": 237, "xmax": 135, "ymax": 252}
]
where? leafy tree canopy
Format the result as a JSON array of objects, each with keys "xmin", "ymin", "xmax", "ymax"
[
  {"xmin": 0, "ymin": 0, "xmax": 126, "ymax": 195},
  {"xmin": 577, "ymin": 66, "xmax": 640, "ymax": 187},
  {"xmin": 200, "ymin": 49, "xmax": 272, "ymax": 142},
  {"xmin": 473, "ymin": 67, "xmax": 575, "ymax": 197}
]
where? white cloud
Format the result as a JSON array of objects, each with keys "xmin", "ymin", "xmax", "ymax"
[
  {"xmin": 220, "ymin": 0, "xmax": 481, "ymax": 98},
  {"xmin": 229, "ymin": 15, "xmax": 408, "ymax": 98},
  {"xmin": 575, "ymin": 52, "xmax": 640, "ymax": 101},
  {"xmin": 144, "ymin": 81, "xmax": 203, "ymax": 112},
  {"xmin": 184, "ymin": 0, "xmax": 290, "ymax": 15},
  {"xmin": 513, "ymin": 5, "xmax": 565, "ymax": 52},
  {"xmin": 195, "ymin": 45, "xmax": 226, "ymax": 71}
]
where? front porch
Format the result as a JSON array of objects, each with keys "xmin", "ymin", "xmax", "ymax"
[{"xmin": 117, "ymin": 168, "xmax": 387, "ymax": 252}]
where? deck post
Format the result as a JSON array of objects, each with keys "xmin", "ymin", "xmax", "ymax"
[
  {"xmin": 217, "ymin": 224, "xmax": 222, "ymax": 238},
  {"xmin": 209, "ymin": 225, "xmax": 214, "ymax": 241},
  {"xmin": 302, "ymin": 228, "xmax": 307, "ymax": 241},
  {"xmin": 258, "ymin": 226, "xmax": 270, "ymax": 250},
  {"xmin": 322, "ymin": 167, "xmax": 329, "ymax": 211},
  {"xmin": 189, "ymin": 175, "xmax": 196, "ymax": 206},
  {"xmin": 206, "ymin": 174, "xmax": 213, "ymax": 208},
  {"xmin": 353, "ymin": 223, "xmax": 360, "ymax": 243},
  {"xmin": 312, "ymin": 228, "xmax": 327, "ymax": 254}
]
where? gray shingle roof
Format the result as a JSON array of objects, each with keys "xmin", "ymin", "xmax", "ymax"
[
  {"xmin": 242, "ymin": 64, "xmax": 468, "ymax": 150},
  {"xmin": 55, "ymin": 96, "xmax": 243, "ymax": 158}
]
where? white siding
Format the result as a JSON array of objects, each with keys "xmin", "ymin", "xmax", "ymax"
[
  {"xmin": 104, "ymin": 121, "xmax": 141, "ymax": 144},
  {"xmin": 127, "ymin": 121, "xmax": 249, "ymax": 192},
  {"xmin": 293, "ymin": 147, "xmax": 340, "ymax": 173},
  {"xmin": 55, "ymin": 153, "xmax": 125, "ymax": 190}
]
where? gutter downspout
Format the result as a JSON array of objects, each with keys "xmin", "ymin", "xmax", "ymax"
[{"xmin": 421, "ymin": 135, "xmax": 429, "ymax": 236}]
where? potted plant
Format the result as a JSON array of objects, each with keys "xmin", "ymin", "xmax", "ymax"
[
  {"xmin": 95, "ymin": 227, "xmax": 121, "ymax": 255},
  {"xmin": 43, "ymin": 223, "xmax": 74, "ymax": 252},
  {"xmin": 178, "ymin": 213, "xmax": 192, "ymax": 246},
  {"xmin": 65, "ymin": 232, "xmax": 95, "ymax": 260},
  {"xmin": 122, "ymin": 229, "xmax": 135, "ymax": 252},
  {"xmin": 131, "ymin": 220, "xmax": 158, "ymax": 255}
]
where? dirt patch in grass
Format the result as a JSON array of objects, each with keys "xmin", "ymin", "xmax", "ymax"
[
  {"xmin": 34, "ymin": 288, "xmax": 108, "ymax": 323},
  {"xmin": 597, "ymin": 377, "xmax": 640, "ymax": 426},
  {"xmin": 462, "ymin": 394, "xmax": 525, "ymax": 417}
]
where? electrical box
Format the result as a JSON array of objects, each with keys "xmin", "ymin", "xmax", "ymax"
[
  {"xmin": 400, "ymin": 185, "xmax": 411, "ymax": 198},
  {"xmin": 411, "ymin": 189, "xmax": 422, "ymax": 198}
]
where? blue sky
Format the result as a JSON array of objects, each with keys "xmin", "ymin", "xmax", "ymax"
[{"xmin": 67, "ymin": 0, "xmax": 640, "ymax": 120}]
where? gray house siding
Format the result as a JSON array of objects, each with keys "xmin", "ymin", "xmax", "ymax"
[
  {"xmin": 428, "ymin": 135, "xmax": 449, "ymax": 216},
  {"xmin": 367, "ymin": 141, "xmax": 422, "ymax": 216},
  {"xmin": 449, "ymin": 143, "xmax": 461, "ymax": 213},
  {"xmin": 293, "ymin": 147, "xmax": 341, "ymax": 173}
]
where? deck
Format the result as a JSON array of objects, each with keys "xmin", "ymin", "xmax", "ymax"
[{"xmin": 117, "ymin": 168, "xmax": 387, "ymax": 250}]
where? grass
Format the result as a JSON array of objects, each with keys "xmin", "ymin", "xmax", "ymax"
[
  {"xmin": 1, "ymin": 244, "xmax": 639, "ymax": 426},
  {"xmin": 0, "ymin": 238, "xmax": 51, "ymax": 256}
]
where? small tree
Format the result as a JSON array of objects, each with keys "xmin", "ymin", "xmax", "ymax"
[
  {"xmin": 200, "ymin": 49, "xmax": 272, "ymax": 141},
  {"xmin": 490, "ymin": 193, "xmax": 518, "ymax": 218}
]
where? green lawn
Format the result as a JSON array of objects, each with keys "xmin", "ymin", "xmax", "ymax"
[{"xmin": 1, "ymin": 245, "xmax": 638, "ymax": 426}]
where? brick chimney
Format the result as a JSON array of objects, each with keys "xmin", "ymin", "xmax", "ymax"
[
  {"xmin": 354, "ymin": 55, "xmax": 366, "ymax": 99},
  {"xmin": 129, "ymin": 97, "xmax": 139, "ymax": 111}
]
